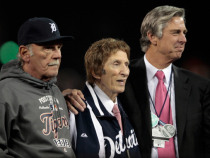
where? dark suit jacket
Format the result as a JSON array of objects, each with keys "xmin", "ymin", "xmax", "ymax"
[{"xmin": 119, "ymin": 57, "xmax": 210, "ymax": 158}]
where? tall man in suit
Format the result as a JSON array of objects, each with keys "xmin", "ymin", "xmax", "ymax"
[{"xmin": 64, "ymin": 5, "xmax": 210, "ymax": 158}]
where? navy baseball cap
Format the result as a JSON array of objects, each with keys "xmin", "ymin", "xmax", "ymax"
[{"xmin": 17, "ymin": 17, "xmax": 74, "ymax": 45}]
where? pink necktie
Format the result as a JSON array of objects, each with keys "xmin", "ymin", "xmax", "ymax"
[
  {"xmin": 112, "ymin": 104, "xmax": 123, "ymax": 135},
  {"xmin": 155, "ymin": 70, "xmax": 176, "ymax": 158}
]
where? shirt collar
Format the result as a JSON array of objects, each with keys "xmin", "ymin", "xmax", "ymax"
[
  {"xmin": 93, "ymin": 84, "xmax": 117, "ymax": 114},
  {"xmin": 144, "ymin": 55, "xmax": 172, "ymax": 84}
]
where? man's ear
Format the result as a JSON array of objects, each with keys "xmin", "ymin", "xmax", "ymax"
[
  {"xmin": 92, "ymin": 70, "xmax": 101, "ymax": 80},
  {"xmin": 19, "ymin": 45, "xmax": 31, "ymax": 62},
  {"xmin": 147, "ymin": 31, "xmax": 158, "ymax": 45}
]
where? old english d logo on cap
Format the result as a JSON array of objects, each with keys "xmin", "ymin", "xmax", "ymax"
[{"xmin": 49, "ymin": 23, "xmax": 57, "ymax": 33}]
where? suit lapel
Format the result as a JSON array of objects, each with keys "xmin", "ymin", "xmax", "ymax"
[
  {"xmin": 131, "ymin": 58, "xmax": 151, "ymax": 126},
  {"xmin": 173, "ymin": 65, "xmax": 191, "ymax": 149},
  {"xmin": 129, "ymin": 58, "xmax": 153, "ymax": 152}
]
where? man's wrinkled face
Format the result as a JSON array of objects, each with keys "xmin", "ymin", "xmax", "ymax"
[
  {"xmin": 25, "ymin": 43, "xmax": 63, "ymax": 81},
  {"xmin": 96, "ymin": 50, "xmax": 130, "ymax": 100}
]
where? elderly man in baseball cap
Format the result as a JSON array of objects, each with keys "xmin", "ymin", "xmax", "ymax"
[{"xmin": 0, "ymin": 17, "xmax": 76, "ymax": 158}]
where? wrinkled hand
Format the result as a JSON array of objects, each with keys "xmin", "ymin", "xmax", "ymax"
[{"xmin": 62, "ymin": 89, "xmax": 86, "ymax": 115}]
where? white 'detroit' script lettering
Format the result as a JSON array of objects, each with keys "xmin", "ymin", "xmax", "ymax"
[{"xmin": 104, "ymin": 129, "xmax": 138, "ymax": 156}]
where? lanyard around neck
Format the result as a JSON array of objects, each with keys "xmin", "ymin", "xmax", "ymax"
[{"xmin": 148, "ymin": 69, "xmax": 173, "ymax": 118}]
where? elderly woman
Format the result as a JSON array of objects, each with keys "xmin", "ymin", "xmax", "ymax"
[{"xmin": 69, "ymin": 38, "xmax": 141, "ymax": 158}]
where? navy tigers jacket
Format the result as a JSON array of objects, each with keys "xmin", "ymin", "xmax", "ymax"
[{"xmin": 69, "ymin": 82, "xmax": 141, "ymax": 158}]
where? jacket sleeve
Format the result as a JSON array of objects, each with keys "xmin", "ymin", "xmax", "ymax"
[
  {"xmin": 203, "ymin": 80, "xmax": 210, "ymax": 158},
  {"xmin": 0, "ymin": 102, "xmax": 15, "ymax": 158}
]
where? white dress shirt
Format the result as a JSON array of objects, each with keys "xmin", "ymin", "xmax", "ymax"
[
  {"xmin": 144, "ymin": 55, "xmax": 179, "ymax": 158},
  {"xmin": 93, "ymin": 84, "xmax": 117, "ymax": 116}
]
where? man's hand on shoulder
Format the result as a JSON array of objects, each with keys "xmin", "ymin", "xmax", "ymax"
[{"xmin": 62, "ymin": 89, "xmax": 86, "ymax": 115}]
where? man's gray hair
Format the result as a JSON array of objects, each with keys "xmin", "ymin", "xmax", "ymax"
[{"xmin": 140, "ymin": 5, "xmax": 185, "ymax": 53}]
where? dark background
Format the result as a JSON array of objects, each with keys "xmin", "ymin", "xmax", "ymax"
[{"xmin": 0, "ymin": 0, "xmax": 209, "ymax": 90}]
